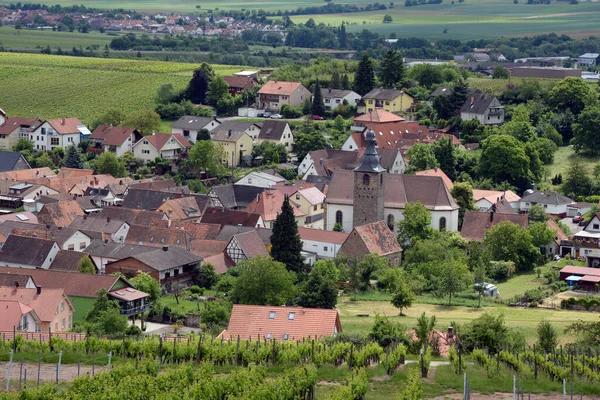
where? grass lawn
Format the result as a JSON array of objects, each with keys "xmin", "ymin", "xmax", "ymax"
[
  {"xmin": 0, "ymin": 27, "xmax": 113, "ymax": 49},
  {"xmin": 545, "ymin": 145, "xmax": 600, "ymax": 189}
]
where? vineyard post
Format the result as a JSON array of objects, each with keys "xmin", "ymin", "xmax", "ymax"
[
  {"xmin": 6, "ymin": 349, "xmax": 13, "ymax": 392},
  {"xmin": 108, "ymin": 351, "xmax": 112, "ymax": 373},
  {"xmin": 49, "ymin": 327, "xmax": 53, "ymax": 352},
  {"xmin": 37, "ymin": 353, "xmax": 41, "ymax": 389},
  {"xmin": 78, "ymin": 358, "xmax": 80, "ymax": 376},
  {"xmin": 349, "ymin": 345, "xmax": 353, "ymax": 369},
  {"xmin": 513, "ymin": 375, "xmax": 516, "ymax": 400},
  {"xmin": 18, "ymin": 357, "xmax": 22, "ymax": 391},
  {"xmin": 272, "ymin": 339, "xmax": 276, "ymax": 366},
  {"xmin": 158, "ymin": 336, "xmax": 163, "ymax": 367},
  {"xmin": 92, "ymin": 353, "xmax": 95, "ymax": 376},
  {"xmin": 385, "ymin": 347, "xmax": 389, "ymax": 375},
  {"xmin": 458, "ymin": 346, "xmax": 463, "ymax": 374},
  {"xmin": 311, "ymin": 339, "xmax": 315, "ymax": 364},
  {"xmin": 56, "ymin": 350, "xmax": 62, "ymax": 384},
  {"xmin": 533, "ymin": 344, "xmax": 537, "ymax": 380},
  {"xmin": 235, "ymin": 336, "xmax": 240, "ymax": 365},
  {"xmin": 563, "ymin": 378, "xmax": 566, "ymax": 397},
  {"xmin": 12, "ymin": 326, "xmax": 16, "ymax": 352},
  {"xmin": 23, "ymin": 369, "xmax": 26, "ymax": 391},
  {"xmin": 196, "ymin": 335, "xmax": 202, "ymax": 364},
  {"xmin": 173, "ymin": 336, "xmax": 176, "ymax": 363}
]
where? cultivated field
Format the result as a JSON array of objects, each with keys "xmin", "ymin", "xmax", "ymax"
[
  {"xmin": 0, "ymin": 53, "xmax": 249, "ymax": 124},
  {"xmin": 0, "ymin": 27, "xmax": 113, "ymax": 49}
]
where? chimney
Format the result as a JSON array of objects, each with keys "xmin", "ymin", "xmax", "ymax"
[
  {"xmin": 107, "ymin": 217, "xmax": 111, "ymax": 223},
  {"xmin": 237, "ymin": 223, "xmax": 242, "ymax": 233},
  {"xmin": 36, "ymin": 285, "xmax": 42, "ymax": 295},
  {"xmin": 328, "ymin": 88, "xmax": 331, "ymax": 93},
  {"xmin": 228, "ymin": 129, "xmax": 232, "ymax": 137},
  {"xmin": 119, "ymin": 180, "xmax": 123, "ymax": 185},
  {"xmin": 61, "ymin": 118, "xmax": 65, "ymax": 125},
  {"xmin": 104, "ymin": 238, "xmax": 109, "ymax": 245},
  {"xmin": 83, "ymin": 214, "xmax": 88, "ymax": 220},
  {"xmin": 162, "ymin": 246, "xmax": 169, "ymax": 252},
  {"xmin": 490, "ymin": 209, "xmax": 494, "ymax": 222},
  {"xmin": 447, "ymin": 326, "xmax": 454, "ymax": 340},
  {"xmin": 167, "ymin": 219, "xmax": 172, "ymax": 228}
]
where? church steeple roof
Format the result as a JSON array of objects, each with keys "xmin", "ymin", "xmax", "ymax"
[{"xmin": 354, "ymin": 127, "xmax": 385, "ymax": 173}]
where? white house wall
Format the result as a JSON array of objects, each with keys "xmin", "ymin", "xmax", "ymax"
[
  {"xmin": 301, "ymin": 238, "xmax": 343, "ymax": 259},
  {"xmin": 61, "ymin": 231, "xmax": 92, "ymax": 251}
]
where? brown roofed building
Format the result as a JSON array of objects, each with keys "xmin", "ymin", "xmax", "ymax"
[
  {"xmin": 339, "ymin": 221, "xmax": 402, "ymax": 266},
  {"xmin": 0, "ymin": 299, "xmax": 41, "ymax": 332},
  {"xmin": 244, "ymin": 190, "xmax": 306, "ymax": 228},
  {"xmin": 415, "ymin": 168, "xmax": 453, "ymax": 191},
  {"xmin": 89, "ymin": 125, "xmax": 142, "ymax": 157},
  {"xmin": 0, "ymin": 117, "xmax": 41, "ymax": 151},
  {"xmin": 220, "ymin": 304, "xmax": 342, "ymax": 341},
  {"xmin": 460, "ymin": 210, "xmax": 528, "ymax": 242},
  {"xmin": 49, "ymin": 251, "xmax": 96, "ymax": 273},
  {"xmin": 202, "ymin": 253, "xmax": 235, "ymax": 275},
  {"xmin": 225, "ymin": 230, "xmax": 269, "ymax": 263},
  {"xmin": 211, "ymin": 129, "xmax": 254, "ymax": 167},
  {"xmin": 223, "ymin": 75, "xmax": 258, "ymax": 94},
  {"xmin": 189, "ymin": 239, "xmax": 228, "ymax": 258},
  {"xmin": 353, "ymin": 109, "xmax": 405, "ymax": 126},
  {"xmin": 201, "ymin": 207, "xmax": 263, "ymax": 228},
  {"xmin": 157, "ymin": 196, "xmax": 201, "ymax": 221},
  {"xmin": 256, "ymin": 120, "xmax": 294, "ymax": 153},
  {"xmin": 38, "ymin": 200, "xmax": 85, "ymax": 227},
  {"xmin": 132, "ymin": 133, "xmax": 192, "ymax": 163},
  {"xmin": 257, "ymin": 81, "xmax": 312, "ymax": 111},
  {"xmin": 125, "ymin": 224, "xmax": 190, "ymax": 249},
  {"xmin": 0, "ymin": 167, "xmax": 55, "ymax": 182},
  {"xmin": 0, "ymin": 272, "xmax": 35, "ymax": 288},
  {"xmin": 100, "ymin": 206, "xmax": 167, "ymax": 226},
  {"xmin": 68, "ymin": 215, "xmax": 130, "ymax": 243},
  {"xmin": 28, "ymin": 117, "xmax": 90, "ymax": 150},
  {"xmin": 298, "ymin": 148, "xmax": 405, "ymax": 179}
]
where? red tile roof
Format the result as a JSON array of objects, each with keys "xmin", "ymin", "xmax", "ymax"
[
  {"xmin": 0, "ymin": 117, "xmax": 40, "ymax": 135},
  {"xmin": 232, "ymin": 230, "xmax": 269, "ymax": 258},
  {"xmin": 220, "ymin": 304, "xmax": 342, "ymax": 341},
  {"xmin": 0, "ymin": 300, "xmax": 38, "ymax": 331},
  {"xmin": 473, "ymin": 189, "xmax": 520, "ymax": 204},
  {"xmin": 189, "ymin": 239, "xmax": 228, "ymax": 257},
  {"xmin": 415, "ymin": 168, "xmax": 453, "ymax": 190},
  {"xmin": 560, "ymin": 265, "xmax": 600, "ymax": 277},
  {"xmin": 223, "ymin": 75, "xmax": 257, "ymax": 90},
  {"xmin": 350, "ymin": 221, "xmax": 402, "ymax": 256},
  {"xmin": 91, "ymin": 125, "xmax": 139, "ymax": 146},
  {"xmin": 460, "ymin": 211, "xmax": 528, "ymax": 242},
  {"xmin": 298, "ymin": 227, "xmax": 348, "ymax": 245},
  {"xmin": 0, "ymin": 287, "xmax": 73, "ymax": 323},
  {"xmin": 38, "ymin": 118, "xmax": 85, "ymax": 135},
  {"xmin": 202, "ymin": 253, "xmax": 235, "ymax": 275},
  {"xmin": 258, "ymin": 81, "xmax": 305, "ymax": 96},
  {"xmin": 244, "ymin": 190, "xmax": 306, "ymax": 222},
  {"xmin": 38, "ymin": 200, "xmax": 85, "ymax": 227},
  {"xmin": 354, "ymin": 109, "xmax": 405, "ymax": 124},
  {"xmin": 143, "ymin": 133, "xmax": 192, "ymax": 151}
]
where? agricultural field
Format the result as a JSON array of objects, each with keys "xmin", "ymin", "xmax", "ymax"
[
  {"xmin": 0, "ymin": 53, "xmax": 249, "ymax": 124},
  {"xmin": 0, "ymin": 27, "xmax": 113, "ymax": 50}
]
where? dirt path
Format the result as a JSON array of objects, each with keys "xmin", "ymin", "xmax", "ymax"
[
  {"xmin": 0, "ymin": 362, "xmax": 107, "ymax": 384},
  {"xmin": 433, "ymin": 394, "xmax": 597, "ymax": 400}
]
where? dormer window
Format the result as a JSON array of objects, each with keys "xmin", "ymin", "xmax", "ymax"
[
  {"xmin": 288, "ymin": 312, "xmax": 295, "ymax": 320},
  {"xmin": 269, "ymin": 311, "xmax": 276, "ymax": 319}
]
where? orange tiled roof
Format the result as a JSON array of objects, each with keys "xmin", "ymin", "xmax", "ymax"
[
  {"xmin": 0, "ymin": 287, "xmax": 73, "ymax": 323},
  {"xmin": 415, "ymin": 168, "xmax": 453, "ymax": 190},
  {"xmin": 258, "ymin": 81, "xmax": 304, "ymax": 96},
  {"xmin": 244, "ymin": 190, "xmax": 305, "ymax": 222}
]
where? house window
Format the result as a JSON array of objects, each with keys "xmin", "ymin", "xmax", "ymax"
[
  {"xmin": 288, "ymin": 312, "xmax": 295, "ymax": 320},
  {"xmin": 61, "ymin": 302, "xmax": 65, "ymax": 311},
  {"xmin": 68, "ymin": 244, "xmax": 75, "ymax": 251},
  {"xmin": 335, "ymin": 210, "xmax": 343, "ymax": 225},
  {"xmin": 142, "ymin": 150, "xmax": 150, "ymax": 154},
  {"xmin": 36, "ymin": 326, "xmax": 41, "ymax": 332},
  {"xmin": 439, "ymin": 217, "xmax": 447, "ymax": 231},
  {"xmin": 174, "ymin": 269, "xmax": 179, "ymax": 276},
  {"xmin": 143, "ymin": 140, "xmax": 148, "ymax": 145},
  {"xmin": 594, "ymin": 224, "xmax": 599, "ymax": 230},
  {"xmin": 80, "ymin": 242, "xmax": 86, "ymax": 249},
  {"xmin": 387, "ymin": 214, "xmax": 395, "ymax": 231},
  {"xmin": 62, "ymin": 318, "xmax": 65, "ymax": 329},
  {"xmin": 41, "ymin": 128, "xmax": 46, "ymax": 135},
  {"xmin": 283, "ymin": 334, "xmax": 289, "ymax": 340},
  {"xmin": 165, "ymin": 272, "xmax": 170, "ymax": 278},
  {"xmin": 183, "ymin": 130, "xmax": 189, "ymax": 137},
  {"xmin": 324, "ymin": 246, "xmax": 328, "ymax": 251},
  {"xmin": 55, "ymin": 322, "xmax": 58, "ymax": 331},
  {"xmin": 266, "ymin": 333, "xmax": 272, "ymax": 339},
  {"xmin": 385, "ymin": 101, "xmax": 390, "ymax": 106},
  {"xmin": 363, "ymin": 174, "xmax": 370, "ymax": 186},
  {"xmin": 269, "ymin": 311, "xmax": 276, "ymax": 319},
  {"xmin": 313, "ymin": 205, "xmax": 318, "ymax": 211}
]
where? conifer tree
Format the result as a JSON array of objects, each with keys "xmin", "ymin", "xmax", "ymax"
[
  {"xmin": 339, "ymin": 22, "xmax": 347, "ymax": 49},
  {"xmin": 186, "ymin": 63, "xmax": 215, "ymax": 104},
  {"xmin": 63, "ymin": 145, "xmax": 84, "ymax": 169},
  {"xmin": 311, "ymin": 79, "xmax": 326, "ymax": 117},
  {"xmin": 270, "ymin": 195, "xmax": 304, "ymax": 274},
  {"xmin": 330, "ymin": 71, "xmax": 341, "ymax": 89},
  {"xmin": 378, "ymin": 48, "xmax": 405, "ymax": 89},
  {"xmin": 341, "ymin": 74, "xmax": 350, "ymax": 90},
  {"xmin": 353, "ymin": 54, "xmax": 375, "ymax": 96}
]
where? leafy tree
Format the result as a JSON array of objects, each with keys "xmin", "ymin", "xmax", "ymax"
[
  {"xmin": 94, "ymin": 152, "xmax": 126, "ymax": 177},
  {"xmin": 186, "ymin": 63, "xmax": 215, "ymax": 104},
  {"xmin": 409, "ymin": 64, "xmax": 443, "ymax": 88},
  {"xmin": 34, "ymin": 152, "xmax": 56, "ymax": 168},
  {"xmin": 548, "ymin": 77, "xmax": 591, "ymax": 116},
  {"xmin": 528, "ymin": 221, "xmax": 556, "ymax": 248},
  {"xmin": 573, "ymin": 106, "xmax": 600, "ymax": 155},
  {"xmin": 122, "ymin": 110, "xmax": 161, "ymax": 136},
  {"xmin": 188, "ymin": 140, "xmax": 225, "ymax": 177},
  {"xmin": 252, "ymin": 141, "xmax": 288, "ymax": 164},
  {"xmin": 396, "ymin": 201, "xmax": 436, "ymax": 249},
  {"xmin": 369, "ymin": 314, "xmax": 405, "ymax": 348},
  {"xmin": 406, "ymin": 143, "xmax": 439, "ymax": 172},
  {"xmin": 63, "ymin": 145, "xmax": 84, "ymax": 169},
  {"xmin": 500, "ymin": 105, "xmax": 536, "ymax": 143},
  {"xmin": 397, "ymin": 368, "xmax": 423, "ymax": 400},
  {"xmin": 391, "ymin": 279, "xmax": 415, "ymax": 315},
  {"xmin": 484, "ymin": 221, "xmax": 539, "ymax": 272},
  {"xmin": 200, "ymin": 300, "xmax": 232, "ymax": 327},
  {"xmin": 85, "ymin": 289, "xmax": 128, "ymax": 335},
  {"xmin": 450, "ymin": 181, "xmax": 477, "ymax": 229},
  {"xmin": 156, "ymin": 83, "xmax": 180, "ymax": 105},
  {"xmin": 353, "ymin": 54, "xmax": 375, "ymax": 96},
  {"xmin": 333, "ymin": 223, "xmax": 344, "ymax": 232},
  {"xmin": 77, "ymin": 257, "xmax": 96, "ymax": 274},
  {"xmin": 271, "ymin": 195, "xmax": 304, "ymax": 274},
  {"xmin": 492, "ymin": 65, "xmax": 509, "ymax": 79},
  {"xmin": 301, "ymin": 97, "xmax": 312, "ymax": 115},
  {"xmin": 524, "ymin": 142, "xmax": 542, "ymax": 183},
  {"xmin": 378, "ymin": 48, "xmax": 405, "ymax": 89},
  {"xmin": 473, "ymin": 261, "xmax": 487, "ymax": 308},
  {"xmin": 196, "ymin": 263, "xmax": 218, "ymax": 289},
  {"xmin": 206, "ymin": 75, "xmax": 231, "ymax": 109},
  {"xmin": 532, "ymin": 137, "xmax": 558, "ymax": 165},
  {"xmin": 462, "ymin": 312, "xmax": 509, "ymax": 354},
  {"xmin": 479, "ymin": 135, "xmax": 531, "ymax": 190},
  {"xmin": 431, "ymin": 136, "xmax": 457, "ymax": 179},
  {"xmin": 196, "ymin": 129, "xmax": 211, "ymax": 141},
  {"xmin": 565, "ymin": 317, "xmax": 600, "ymax": 346},
  {"xmin": 13, "ymin": 138, "xmax": 33, "ymax": 153},
  {"xmin": 341, "ymin": 74, "xmax": 350, "ymax": 90},
  {"xmin": 382, "ymin": 14, "xmax": 393, "ymax": 23},
  {"xmin": 230, "ymin": 256, "xmax": 297, "ymax": 305},
  {"xmin": 294, "ymin": 127, "xmax": 328, "ymax": 161},
  {"xmin": 215, "ymin": 274, "xmax": 236, "ymax": 295},
  {"xmin": 91, "ymin": 108, "xmax": 126, "ymax": 130},
  {"xmin": 414, "ymin": 312, "xmax": 436, "ymax": 348},
  {"xmin": 330, "ymin": 71, "xmax": 341, "ymax": 89},
  {"xmin": 562, "ymin": 157, "xmax": 592, "ymax": 198},
  {"xmin": 311, "ymin": 78, "xmax": 326, "ymax": 117},
  {"xmin": 297, "ymin": 267, "xmax": 338, "ymax": 308},
  {"xmin": 537, "ymin": 320, "xmax": 558, "ymax": 353},
  {"xmin": 527, "ymin": 204, "xmax": 547, "ymax": 222},
  {"xmin": 432, "ymin": 94, "xmax": 454, "ymax": 121},
  {"xmin": 434, "ymin": 259, "xmax": 471, "ymax": 306},
  {"xmin": 449, "ymin": 79, "xmax": 468, "ymax": 115},
  {"xmin": 348, "ymin": 254, "xmax": 389, "ymax": 295},
  {"xmin": 129, "ymin": 271, "xmax": 161, "ymax": 303},
  {"xmin": 312, "ymin": 259, "xmax": 340, "ymax": 281}
]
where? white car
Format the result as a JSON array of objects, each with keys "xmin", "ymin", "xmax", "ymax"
[{"xmin": 270, "ymin": 114, "xmax": 283, "ymax": 119}]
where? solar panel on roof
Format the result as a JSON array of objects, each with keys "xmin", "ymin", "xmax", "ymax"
[
  {"xmin": 126, "ymin": 288, "xmax": 136, "ymax": 293},
  {"xmin": 15, "ymin": 214, "xmax": 29, "ymax": 221},
  {"xmin": 115, "ymin": 291, "xmax": 126, "ymax": 296}
]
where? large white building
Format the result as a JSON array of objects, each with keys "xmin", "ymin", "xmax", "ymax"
[{"xmin": 29, "ymin": 118, "xmax": 90, "ymax": 151}]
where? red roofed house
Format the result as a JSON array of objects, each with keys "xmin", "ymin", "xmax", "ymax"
[
  {"xmin": 223, "ymin": 75, "xmax": 258, "ymax": 95},
  {"xmin": 244, "ymin": 190, "xmax": 306, "ymax": 228},
  {"xmin": 415, "ymin": 168, "xmax": 453, "ymax": 191},
  {"xmin": 157, "ymin": 197, "xmax": 201, "ymax": 221},
  {"xmin": 132, "ymin": 133, "xmax": 192, "ymax": 163},
  {"xmin": 257, "ymin": 81, "xmax": 312, "ymax": 112},
  {"xmin": 298, "ymin": 227, "xmax": 348, "ymax": 259},
  {"xmin": 225, "ymin": 230, "xmax": 269, "ymax": 264},
  {"xmin": 219, "ymin": 304, "xmax": 342, "ymax": 341},
  {"xmin": 473, "ymin": 189, "xmax": 520, "ymax": 212},
  {"xmin": 559, "ymin": 265, "xmax": 600, "ymax": 291},
  {"xmin": 460, "ymin": 210, "xmax": 528, "ymax": 242},
  {"xmin": 38, "ymin": 199, "xmax": 85, "ymax": 227},
  {"xmin": 0, "ymin": 300, "xmax": 41, "ymax": 332},
  {"xmin": 0, "ymin": 286, "xmax": 74, "ymax": 332},
  {"xmin": 29, "ymin": 118, "xmax": 91, "ymax": 151},
  {"xmin": 89, "ymin": 125, "xmax": 143, "ymax": 157},
  {"xmin": 339, "ymin": 221, "xmax": 402, "ymax": 266},
  {"xmin": 352, "ymin": 108, "xmax": 405, "ymax": 130},
  {"xmin": 0, "ymin": 117, "xmax": 41, "ymax": 150}
]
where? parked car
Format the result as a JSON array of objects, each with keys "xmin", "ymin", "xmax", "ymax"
[
  {"xmin": 311, "ymin": 115, "xmax": 324, "ymax": 120},
  {"xmin": 257, "ymin": 111, "xmax": 271, "ymax": 118},
  {"xmin": 572, "ymin": 215, "xmax": 583, "ymax": 223},
  {"xmin": 270, "ymin": 114, "xmax": 283, "ymax": 119},
  {"xmin": 579, "ymin": 219, "xmax": 587, "ymax": 226}
]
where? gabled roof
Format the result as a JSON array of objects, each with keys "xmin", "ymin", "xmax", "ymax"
[
  {"xmin": 212, "ymin": 130, "xmax": 248, "ymax": 143},
  {"xmin": 108, "ymin": 246, "xmax": 202, "ymax": 272},
  {"xmin": 136, "ymin": 133, "xmax": 192, "ymax": 151},
  {"xmin": 244, "ymin": 190, "xmax": 306, "ymax": 222},
  {"xmin": 306, "ymin": 148, "xmax": 400, "ymax": 177},
  {"xmin": 491, "ymin": 196, "xmax": 516, "ymax": 214},
  {"xmin": 0, "ymin": 287, "xmax": 73, "ymax": 323},
  {"xmin": 100, "ymin": 206, "xmax": 166, "ymax": 226},
  {"xmin": 125, "ymin": 224, "xmax": 189, "ymax": 249},
  {"xmin": 298, "ymin": 227, "xmax": 348, "ymax": 245},
  {"xmin": 0, "ymin": 300, "xmax": 39, "ymax": 331},
  {"xmin": 520, "ymin": 191, "xmax": 573, "ymax": 206},
  {"xmin": 0, "ymin": 235, "xmax": 57, "ymax": 267},
  {"xmin": 547, "ymin": 219, "xmax": 567, "ymax": 242},
  {"xmin": 367, "ymin": 121, "xmax": 430, "ymax": 150},
  {"xmin": 347, "ymin": 221, "xmax": 402, "ymax": 256},
  {"xmin": 0, "ymin": 212, "xmax": 39, "ymax": 225},
  {"xmin": 49, "ymin": 251, "xmax": 94, "ymax": 273},
  {"xmin": 189, "ymin": 239, "xmax": 228, "ymax": 257},
  {"xmin": 38, "ymin": 200, "xmax": 85, "ymax": 227},
  {"xmin": 221, "ymin": 304, "xmax": 342, "ymax": 340},
  {"xmin": 215, "ymin": 121, "xmax": 261, "ymax": 135},
  {"xmin": 69, "ymin": 215, "xmax": 128, "ymax": 235},
  {"xmin": 201, "ymin": 207, "xmax": 262, "ymax": 228},
  {"xmin": 415, "ymin": 168, "xmax": 453, "ymax": 190},
  {"xmin": 354, "ymin": 109, "xmax": 405, "ymax": 124},
  {"xmin": 171, "ymin": 116, "xmax": 219, "ymax": 131},
  {"xmin": 148, "ymin": 220, "xmax": 222, "ymax": 240},
  {"xmin": 31, "ymin": 118, "xmax": 87, "ymax": 135},
  {"xmin": 230, "ymin": 230, "xmax": 269, "ymax": 259},
  {"xmin": 83, "ymin": 240, "xmax": 152, "ymax": 259},
  {"xmin": 560, "ymin": 265, "xmax": 600, "ymax": 277},
  {"xmin": 258, "ymin": 81, "xmax": 306, "ymax": 96},
  {"xmin": 157, "ymin": 197, "xmax": 200, "ymax": 220},
  {"xmin": 298, "ymin": 187, "xmax": 326, "ymax": 205},
  {"xmin": 202, "ymin": 253, "xmax": 235, "ymax": 275},
  {"xmin": 320, "ymin": 88, "xmax": 357, "ymax": 99},
  {"xmin": 0, "ymin": 167, "xmax": 55, "ymax": 182},
  {"xmin": 215, "ymin": 225, "xmax": 272, "ymax": 245},
  {"xmin": 430, "ymin": 86, "xmax": 453, "ymax": 98},
  {"xmin": 223, "ymin": 75, "xmax": 257, "ymax": 90},
  {"xmin": 0, "ymin": 152, "xmax": 30, "ymax": 172},
  {"xmin": 209, "ymin": 184, "xmax": 265, "ymax": 209},
  {"xmin": 460, "ymin": 211, "xmax": 528, "ymax": 242},
  {"xmin": 55, "ymin": 168, "xmax": 95, "ymax": 179},
  {"xmin": 326, "ymin": 170, "xmax": 458, "ymax": 211},
  {"xmin": 258, "ymin": 120, "xmax": 289, "ymax": 141},
  {"xmin": 0, "ymin": 118, "xmax": 40, "ymax": 135},
  {"xmin": 473, "ymin": 189, "xmax": 520, "ymax": 204},
  {"xmin": 460, "ymin": 89, "xmax": 500, "ymax": 115},
  {"xmin": 363, "ymin": 88, "xmax": 410, "ymax": 101},
  {"xmin": 91, "ymin": 125, "xmax": 140, "ymax": 146},
  {"xmin": 121, "ymin": 188, "xmax": 182, "ymax": 210},
  {"xmin": 0, "ymin": 272, "xmax": 33, "ymax": 288}
]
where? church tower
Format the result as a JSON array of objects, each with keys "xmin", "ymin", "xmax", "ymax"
[{"xmin": 353, "ymin": 126, "xmax": 385, "ymax": 227}]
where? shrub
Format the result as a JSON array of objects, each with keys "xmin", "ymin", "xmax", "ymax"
[{"xmin": 189, "ymin": 285, "xmax": 203, "ymax": 294}]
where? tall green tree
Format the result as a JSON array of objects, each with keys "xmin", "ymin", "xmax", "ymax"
[
  {"xmin": 311, "ymin": 78, "xmax": 326, "ymax": 117},
  {"xmin": 484, "ymin": 221, "xmax": 539, "ymax": 272},
  {"xmin": 188, "ymin": 140, "xmax": 225, "ymax": 177},
  {"xmin": 479, "ymin": 135, "xmax": 531, "ymax": 190},
  {"xmin": 407, "ymin": 143, "xmax": 439, "ymax": 172},
  {"xmin": 450, "ymin": 181, "xmax": 477, "ymax": 229},
  {"xmin": 297, "ymin": 267, "xmax": 338, "ymax": 309},
  {"xmin": 85, "ymin": 289, "xmax": 128, "ymax": 335},
  {"xmin": 548, "ymin": 76, "xmax": 592, "ymax": 116},
  {"xmin": 186, "ymin": 63, "xmax": 215, "ymax": 104},
  {"xmin": 434, "ymin": 259, "xmax": 472, "ymax": 306},
  {"xmin": 63, "ymin": 145, "xmax": 84, "ymax": 169},
  {"xmin": 527, "ymin": 204, "xmax": 547, "ymax": 223},
  {"xmin": 230, "ymin": 256, "xmax": 297, "ymax": 305},
  {"xmin": 121, "ymin": 110, "xmax": 161, "ymax": 136},
  {"xmin": 528, "ymin": 222, "xmax": 556, "ymax": 248},
  {"xmin": 561, "ymin": 157, "xmax": 592, "ymax": 198},
  {"xmin": 353, "ymin": 54, "xmax": 375, "ymax": 96},
  {"xmin": 431, "ymin": 136, "xmax": 457, "ymax": 179},
  {"xmin": 378, "ymin": 48, "xmax": 405, "ymax": 89},
  {"xmin": 573, "ymin": 106, "xmax": 600, "ymax": 155},
  {"xmin": 537, "ymin": 320, "xmax": 558, "ymax": 354},
  {"xmin": 338, "ymin": 22, "xmax": 347, "ymax": 48},
  {"xmin": 396, "ymin": 201, "xmax": 436, "ymax": 249},
  {"xmin": 94, "ymin": 152, "xmax": 126, "ymax": 177},
  {"xmin": 270, "ymin": 195, "xmax": 304, "ymax": 274},
  {"xmin": 449, "ymin": 79, "xmax": 468, "ymax": 115},
  {"xmin": 91, "ymin": 109, "xmax": 126, "ymax": 130},
  {"xmin": 129, "ymin": 271, "xmax": 161, "ymax": 303},
  {"xmin": 391, "ymin": 279, "xmax": 414, "ymax": 316},
  {"xmin": 77, "ymin": 257, "xmax": 96, "ymax": 274},
  {"xmin": 330, "ymin": 71, "xmax": 341, "ymax": 89},
  {"xmin": 341, "ymin": 74, "xmax": 350, "ymax": 90},
  {"xmin": 206, "ymin": 75, "xmax": 231, "ymax": 108}
]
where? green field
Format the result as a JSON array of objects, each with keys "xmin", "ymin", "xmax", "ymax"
[
  {"xmin": 0, "ymin": 26, "xmax": 113, "ymax": 50},
  {"xmin": 0, "ymin": 53, "xmax": 249, "ymax": 125}
]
